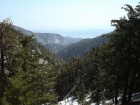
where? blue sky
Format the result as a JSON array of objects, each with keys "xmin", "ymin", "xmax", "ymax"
[{"xmin": 0, "ymin": 0, "xmax": 139, "ymax": 37}]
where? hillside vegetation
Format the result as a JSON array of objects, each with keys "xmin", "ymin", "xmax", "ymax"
[
  {"xmin": 14, "ymin": 26, "xmax": 83, "ymax": 53},
  {"xmin": 0, "ymin": 2, "xmax": 140, "ymax": 105},
  {"xmin": 56, "ymin": 3, "xmax": 140, "ymax": 105},
  {"xmin": 0, "ymin": 19, "xmax": 64, "ymax": 104},
  {"xmin": 57, "ymin": 34, "xmax": 109, "ymax": 61}
]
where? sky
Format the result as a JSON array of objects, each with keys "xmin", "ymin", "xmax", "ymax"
[{"xmin": 0, "ymin": 0, "xmax": 139, "ymax": 38}]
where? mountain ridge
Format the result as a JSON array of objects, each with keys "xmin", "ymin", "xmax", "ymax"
[
  {"xmin": 57, "ymin": 33, "xmax": 110, "ymax": 61},
  {"xmin": 14, "ymin": 25, "xmax": 111, "ymax": 59},
  {"xmin": 13, "ymin": 26, "xmax": 83, "ymax": 53}
]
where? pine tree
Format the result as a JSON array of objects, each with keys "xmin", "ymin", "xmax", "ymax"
[
  {"xmin": 0, "ymin": 20, "xmax": 58, "ymax": 104},
  {"xmin": 77, "ymin": 82, "xmax": 86, "ymax": 105},
  {"xmin": 0, "ymin": 19, "xmax": 21, "ymax": 105},
  {"xmin": 18, "ymin": 34, "xmax": 57, "ymax": 104},
  {"xmin": 101, "ymin": 2, "xmax": 140, "ymax": 104}
]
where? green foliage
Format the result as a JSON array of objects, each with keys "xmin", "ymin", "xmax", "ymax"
[
  {"xmin": 58, "ymin": 35, "xmax": 109, "ymax": 61},
  {"xmin": 76, "ymin": 83, "xmax": 86, "ymax": 105},
  {"xmin": 99, "ymin": 2, "xmax": 140, "ymax": 104},
  {"xmin": 56, "ymin": 2, "xmax": 140, "ymax": 105},
  {"xmin": 0, "ymin": 19, "xmax": 58, "ymax": 105},
  {"xmin": 1, "ymin": 2, "xmax": 140, "ymax": 105}
]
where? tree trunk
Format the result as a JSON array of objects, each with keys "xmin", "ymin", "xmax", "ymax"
[
  {"xmin": 115, "ymin": 89, "xmax": 118, "ymax": 104},
  {"xmin": 128, "ymin": 73, "xmax": 136, "ymax": 102},
  {"xmin": 122, "ymin": 72, "xmax": 129, "ymax": 105},
  {"xmin": 0, "ymin": 49, "xmax": 5, "ymax": 105}
]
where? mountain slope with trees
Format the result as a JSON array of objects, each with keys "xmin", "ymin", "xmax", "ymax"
[
  {"xmin": 0, "ymin": 19, "xmax": 64, "ymax": 104},
  {"xmin": 56, "ymin": 3, "xmax": 140, "ymax": 105},
  {"xmin": 57, "ymin": 34, "xmax": 110, "ymax": 61},
  {"xmin": 14, "ymin": 26, "xmax": 83, "ymax": 53},
  {"xmin": 1, "ymin": 2, "xmax": 140, "ymax": 105}
]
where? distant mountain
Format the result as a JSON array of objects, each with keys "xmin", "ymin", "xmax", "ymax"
[
  {"xmin": 50, "ymin": 29, "xmax": 112, "ymax": 38},
  {"xmin": 71, "ymin": 29, "xmax": 111, "ymax": 38},
  {"xmin": 65, "ymin": 37, "xmax": 83, "ymax": 44},
  {"xmin": 14, "ymin": 26, "xmax": 112, "ymax": 59},
  {"xmin": 14, "ymin": 26, "xmax": 34, "ymax": 35},
  {"xmin": 14, "ymin": 26, "xmax": 66, "ymax": 64},
  {"xmin": 35, "ymin": 33, "xmax": 69, "ymax": 46},
  {"xmin": 14, "ymin": 26, "xmax": 83, "ymax": 53},
  {"xmin": 57, "ymin": 33, "xmax": 111, "ymax": 61},
  {"xmin": 44, "ymin": 44, "xmax": 65, "ymax": 53}
]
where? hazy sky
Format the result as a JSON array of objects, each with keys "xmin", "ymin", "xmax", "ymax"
[{"xmin": 0, "ymin": 0, "xmax": 139, "ymax": 34}]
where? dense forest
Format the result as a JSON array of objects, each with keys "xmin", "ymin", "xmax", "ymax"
[
  {"xmin": 56, "ymin": 3, "xmax": 140, "ymax": 105},
  {"xmin": 0, "ymin": 19, "xmax": 64, "ymax": 105},
  {"xmin": 0, "ymin": 2, "xmax": 140, "ymax": 105}
]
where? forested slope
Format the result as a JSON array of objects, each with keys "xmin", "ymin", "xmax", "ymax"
[
  {"xmin": 0, "ymin": 19, "xmax": 64, "ymax": 104},
  {"xmin": 56, "ymin": 3, "xmax": 140, "ymax": 105},
  {"xmin": 57, "ymin": 34, "xmax": 109, "ymax": 61}
]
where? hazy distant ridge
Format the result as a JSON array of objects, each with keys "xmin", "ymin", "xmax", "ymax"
[{"xmin": 13, "ymin": 26, "xmax": 83, "ymax": 53}]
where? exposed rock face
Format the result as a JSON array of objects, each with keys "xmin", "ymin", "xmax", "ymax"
[{"xmin": 35, "ymin": 33, "xmax": 69, "ymax": 46}]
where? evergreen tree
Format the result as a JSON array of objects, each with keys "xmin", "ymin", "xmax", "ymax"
[
  {"xmin": 76, "ymin": 82, "xmax": 86, "ymax": 105},
  {"xmin": 0, "ymin": 19, "xmax": 58, "ymax": 105},
  {"xmin": 0, "ymin": 19, "xmax": 21, "ymax": 105},
  {"xmin": 101, "ymin": 2, "xmax": 140, "ymax": 104}
]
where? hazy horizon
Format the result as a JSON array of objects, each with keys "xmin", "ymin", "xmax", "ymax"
[
  {"xmin": 32, "ymin": 28, "xmax": 112, "ymax": 38},
  {"xmin": 0, "ymin": 0, "xmax": 139, "ymax": 38}
]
